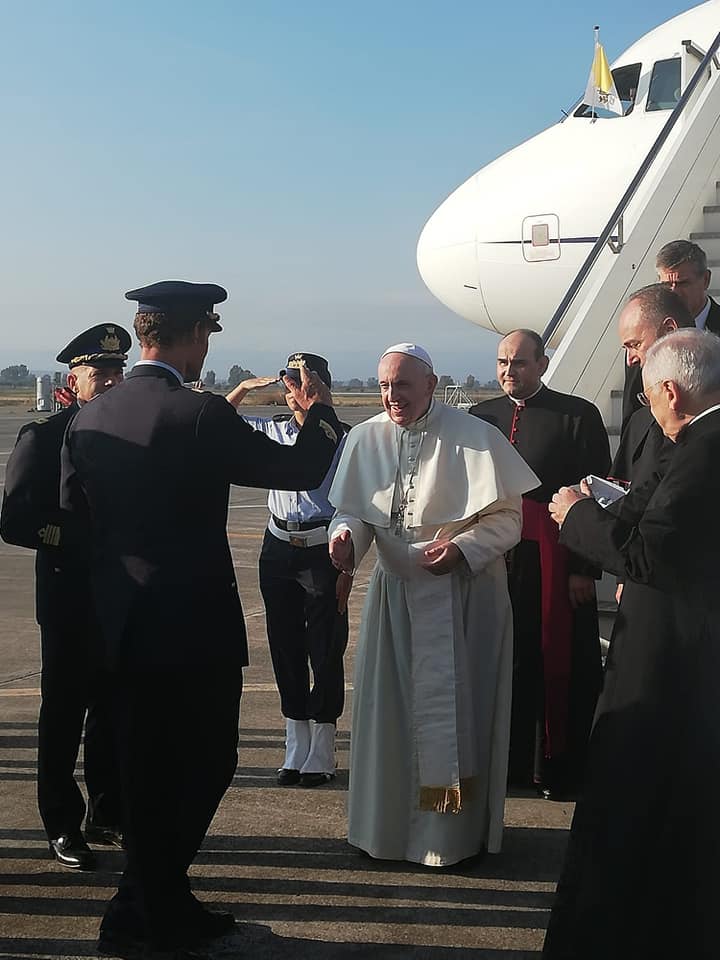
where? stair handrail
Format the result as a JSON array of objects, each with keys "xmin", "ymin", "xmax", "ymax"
[{"xmin": 542, "ymin": 29, "xmax": 720, "ymax": 347}]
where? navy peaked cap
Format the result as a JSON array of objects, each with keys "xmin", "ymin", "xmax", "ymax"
[
  {"xmin": 281, "ymin": 352, "xmax": 332, "ymax": 388},
  {"xmin": 125, "ymin": 280, "xmax": 227, "ymax": 330},
  {"xmin": 56, "ymin": 324, "xmax": 132, "ymax": 368}
]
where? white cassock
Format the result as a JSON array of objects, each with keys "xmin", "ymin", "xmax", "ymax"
[{"xmin": 329, "ymin": 401, "xmax": 539, "ymax": 866}]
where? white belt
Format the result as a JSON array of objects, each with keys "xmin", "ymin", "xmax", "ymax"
[{"xmin": 268, "ymin": 517, "xmax": 329, "ymax": 548}]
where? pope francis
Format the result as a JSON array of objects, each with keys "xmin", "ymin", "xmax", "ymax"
[{"xmin": 329, "ymin": 343, "xmax": 539, "ymax": 867}]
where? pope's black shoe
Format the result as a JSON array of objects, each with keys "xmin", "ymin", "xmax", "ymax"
[
  {"xmin": 299, "ymin": 772, "xmax": 334, "ymax": 787},
  {"xmin": 276, "ymin": 767, "xmax": 301, "ymax": 786},
  {"xmin": 49, "ymin": 833, "xmax": 97, "ymax": 870}
]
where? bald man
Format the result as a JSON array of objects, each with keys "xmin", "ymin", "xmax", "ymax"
[{"xmin": 471, "ymin": 330, "xmax": 610, "ymax": 800}]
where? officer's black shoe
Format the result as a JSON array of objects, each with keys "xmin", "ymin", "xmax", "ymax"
[
  {"xmin": 185, "ymin": 908, "xmax": 237, "ymax": 942},
  {"xmin": 299, "ymin": 772, "xmax": 334, "ymax": 787},
  {"xmin": 96, "ymin": 929, "xmax": 145, "ymax": 959},
  {"xmin": 49, "ymin": 833, "xmax": 97, "ymax": 870},
  {"xmin": 276, "ymin": 768, "xmax": 301, "ymax": 786},
  {"xmin": 85, "ymin": 821, "xmax": 124, "ymax": 848}
]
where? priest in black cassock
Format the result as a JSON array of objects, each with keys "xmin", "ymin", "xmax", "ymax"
[
  {"xmin": 544, "ymin": 328, "xmax": 720, "ymax": 960},
  {"xmin": 470, "ymin": 330, "xmax": 610, "ymax": 799}
]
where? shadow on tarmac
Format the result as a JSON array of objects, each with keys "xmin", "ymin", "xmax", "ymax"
[
  {"xmin": 0, "ymin": 934, "xmax": 539, "ymax": 960},
  {"xmin": 0, "ymin": 827, "xmax": 559, "ymax": 958}
]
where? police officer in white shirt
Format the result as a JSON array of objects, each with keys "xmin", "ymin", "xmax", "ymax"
[{"xmin": 227, "ymin": 353, "xmax": 350, "ymax": 786}]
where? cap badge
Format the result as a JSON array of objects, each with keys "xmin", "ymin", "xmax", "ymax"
[{"xmin": 100, "ymin": 330, "xmax": 121, "ymax": 352}]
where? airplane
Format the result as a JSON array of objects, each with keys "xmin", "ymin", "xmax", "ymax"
[{"xmin": 416, "ymin": 0, "xmax": 720, "ymax": 345}]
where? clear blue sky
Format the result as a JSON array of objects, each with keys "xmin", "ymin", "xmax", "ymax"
[{"xmin": 0, "ymin": 0, "xmax": 692, "ymax": 380}]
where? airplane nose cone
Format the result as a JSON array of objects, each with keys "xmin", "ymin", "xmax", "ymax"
[{"xmin": 417, "ymin": 180, "xmax": 496, "ymax": 332}]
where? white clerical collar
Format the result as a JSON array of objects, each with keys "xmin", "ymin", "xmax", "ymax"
[
  {"xmin": 688, "ymin": 402, "xmax": 720, "ymax": 427},
  {"xmin": 508, "ymin": 383, "xmax": 544, "ymax": 407},
  {"xmin": 401, "ymin": 399, "xmax": 435, "ymax": 433},
  {"xmin": 134, "ymin": 359, "xmax": 184, "ymax": 383},
  {"xmin": 695, "ymin": 298, "xmax": 711, "ymax": 331}
]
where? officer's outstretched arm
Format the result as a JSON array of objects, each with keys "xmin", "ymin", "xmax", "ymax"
[{"xmin": 198, "ymin": 394, "xmax": 342, "ymax": 491}]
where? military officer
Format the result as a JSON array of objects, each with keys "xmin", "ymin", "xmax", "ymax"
[
  {"xmin": 227, "ymin": 353, "xmax": 351, "ymax": 787},
  {"xmin": 1, "ymin": 324, "xmax": 130, "ymax": 869},
  {"xmin": 61, "ymin": 281, "xmax": 343, "ymax": 955}
]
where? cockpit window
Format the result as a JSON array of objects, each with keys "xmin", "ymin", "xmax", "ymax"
[
  {"xmin": 646, "ymin": 58, "xmax": 681, "ymax": 111},
  {"xmin": 574, "ymin": 62, "xmax": 642, "ymax": 119}
]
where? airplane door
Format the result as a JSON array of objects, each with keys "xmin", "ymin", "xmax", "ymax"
[
  {"xmin": 680, "ymin": 43, "xmax": 711, "ymax": 105},
  {"xmin": 522, "ymin": 214, "xmax": 560, "ymax": 262}
]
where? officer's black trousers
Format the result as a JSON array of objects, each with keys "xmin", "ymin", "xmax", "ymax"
[
  {"xmin": 37, "ymin": 622, "xmax": 120, "ymax": 839},
  {"xmin": 259, "ymin": 531, "xmax": 348, "ymax": 724},
  {"xmin": 104, "ymin": 665, "xmax": 242, "ymax": 943}
]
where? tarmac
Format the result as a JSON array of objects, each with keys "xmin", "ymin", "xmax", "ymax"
[{"xmin": 0, "ymin": 403, "xmax": 574, "ymax": 959}]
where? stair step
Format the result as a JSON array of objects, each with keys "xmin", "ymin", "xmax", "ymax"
[
  {"xmin": 690, "ymin": 232, "xmax": 720, "ymax": 239},
  {"xmin": 704, "ymin": 205, "xmax": 720, "ymax": 213},
  {"xmin": 610, "ymin": 389, "xmax": 623, "ymax": 398}
]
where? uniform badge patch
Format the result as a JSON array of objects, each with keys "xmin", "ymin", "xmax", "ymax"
[
  {"xmin": 318, "ymin": 419, "xmax": 338, "ymax": 443},
  {"xmin": 38, "ymin": 524, "xmax": 61, "ymax": 547}
]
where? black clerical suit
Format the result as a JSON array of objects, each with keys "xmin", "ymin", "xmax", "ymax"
[
  {"xmin": 61, "ymin": 365, "xmax": 342, "ymax": 947},
  {"xmin": 543, "ymin": 407, "xmax": 720, "ymax": 960},
  {"xmin": 621, "ymin": 296, "xmax": 720, "ymax": 428},
  {"xmin": 470, "ymin": 386, "xmax": 610, "ymax": 797},
  {"xmin": 609, "ymin": 404, "xmax": 674, "ymax": 486},
  {"xmin": 0, "ymin": 404, "xmax": 120, "ymax": 842}
]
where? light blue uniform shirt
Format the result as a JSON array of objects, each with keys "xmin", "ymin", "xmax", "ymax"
[{"xmin": 242, "ymin": 414, "xmax": 346, "ymax": 524}]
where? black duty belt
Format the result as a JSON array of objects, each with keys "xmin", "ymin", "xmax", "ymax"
[{"xmin": 271, "ymin": 515, "xmax": 331, "ymax": 532}]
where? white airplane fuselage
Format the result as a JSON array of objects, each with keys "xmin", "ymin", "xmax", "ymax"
[{"xmin": 417, "ymin": 0, "xmax": 720, "ymax": 344}]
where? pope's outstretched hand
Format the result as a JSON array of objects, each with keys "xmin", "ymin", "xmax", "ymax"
[{"xmin": 330, "ymin": 529, "xmax": 354, "ymax": 574}]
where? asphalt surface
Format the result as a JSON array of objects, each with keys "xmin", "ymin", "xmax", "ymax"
[{"xmin": 0, "ymin": 403, "xmax": 572, "ymax": 959}]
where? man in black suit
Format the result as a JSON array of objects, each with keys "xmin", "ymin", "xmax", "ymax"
[
  {"xmin": 544, "ymin": 329, "xmax": 720, "ymax": 960},
  {"xmin": 61, "ymin": 281, "xmax": 342, "ymax": 956},
  {"xmin": 622, "ymin": 239, "xmax": 720, "ymax": 427},
  {"xmin": 1, "ymin": 325, "xmax": 129, "ymax": 869},
  {"xmin": 612, "ymin": 284, "xmax": 692, "ymax": 486},
  {"xmin": 610, "ymin": 285, "xmax": 693, "ymax": 607}
]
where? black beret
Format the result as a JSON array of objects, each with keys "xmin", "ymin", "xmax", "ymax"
[
  {"xmin": 125, "ymin": 280, "xmax": 227, "ymax": 331},
  {"xmin": 281, "ymin": 352, "xmax": 332, "ymax": 388},
  {"xmin": 56, "ymin": 324, "xmax": 132, "ymax": 368}
]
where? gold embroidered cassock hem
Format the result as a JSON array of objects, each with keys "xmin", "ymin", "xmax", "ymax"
[{"xmin": 418, "ymin": 777, "xmax": 476, "ymax": 814}]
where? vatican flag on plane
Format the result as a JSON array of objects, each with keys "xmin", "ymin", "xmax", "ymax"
[{"xmin": 584, "ymin": 33, "xmax": 623, "ymax": 116}]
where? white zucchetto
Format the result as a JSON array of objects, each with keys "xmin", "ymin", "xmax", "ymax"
[{"xmin": 380, "ymin": 342, "xmax": 434, "ymax": 370}]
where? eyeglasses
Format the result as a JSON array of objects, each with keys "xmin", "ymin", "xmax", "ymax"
[{"xmin": 636, "ymin": 380, "xmax": 664, "ymax": 407}]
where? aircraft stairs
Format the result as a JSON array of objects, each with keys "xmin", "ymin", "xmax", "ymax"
[
  {"xmin": 539, "ymin": 32, "xmax": 720, "ymax": 633},
  {"xmin": 542, "ymin": 31, "xmax": 720, "ymax": 445}
]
